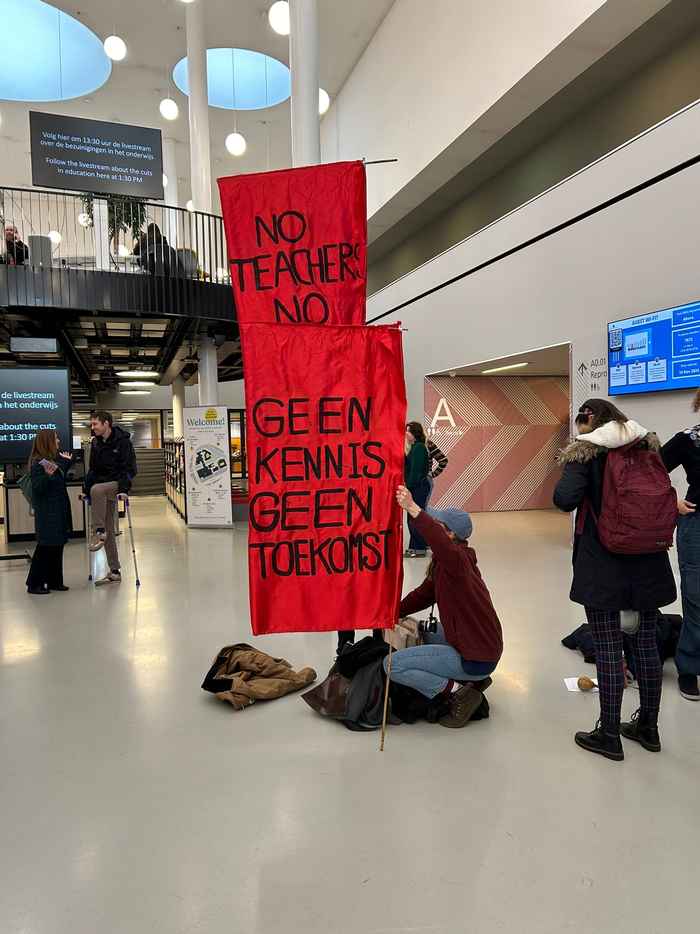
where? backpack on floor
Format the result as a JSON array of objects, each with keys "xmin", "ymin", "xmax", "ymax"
[{"xmin": 577, "ymin": 442, "xmax": 677, "ymax": 555}]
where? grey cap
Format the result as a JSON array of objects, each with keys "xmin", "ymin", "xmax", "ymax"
[{"xmin": 426, "ymin": 507, "xmax": 473, "ymax": 541}]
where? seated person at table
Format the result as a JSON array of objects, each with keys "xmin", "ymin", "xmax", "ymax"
[
  {"xmin": 387, "ymin": 486, "xmax": 503, "ymax": 728},
  {"xmin": 2, "ymin": 224, "xmax": 29, "ymax": 265}
]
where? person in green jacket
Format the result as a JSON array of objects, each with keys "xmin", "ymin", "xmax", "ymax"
[{"xmin": 405, "ymin": 421, "xmax": 431, "ymax": 556}]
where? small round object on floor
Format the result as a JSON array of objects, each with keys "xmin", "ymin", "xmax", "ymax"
[{"xmin": 578, "ymin": 676, "xmax": 595, "ymax": 692}]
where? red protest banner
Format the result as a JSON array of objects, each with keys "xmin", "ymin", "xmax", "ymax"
[
  {"xmin": 218, "ymin": 161, "xmax": 366, "ymax": 327},
  {"xmin": 241, "ymin": 322, "xmax": 406, "ymax": 635}
]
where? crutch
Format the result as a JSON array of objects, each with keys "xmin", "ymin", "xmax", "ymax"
[
  {"xmin": 118, "ymin": 494, "xmax": 141, "ymax": 588},
  {"xmin": 81, "ymin": 494, "xmax": 93, "ymax": 581}
]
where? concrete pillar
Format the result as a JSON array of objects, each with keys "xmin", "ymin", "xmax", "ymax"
[
  {"xmin": 162, "ymin": 137, "xmax": 180, "ymax": 244},
  {"xmin": 289, "ymin": 0, "xmax": 321, "ymax": 167},
  {"xmin": 93, "ymin": 198, "xmax": 111, "ymax": 270},
  {"xmin": 198, "ymin": 336, "xmax": 219, "ymax": 406},
  {"xmin": 186, "ymin": 0, "xmax": 212, "ymax": 213},
  {"xmin": 172, "ymin": 374, "xmax": 185, "ymax": 437}
]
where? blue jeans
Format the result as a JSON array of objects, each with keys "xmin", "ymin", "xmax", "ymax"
[
  {"xmin": 384, "ymin": 624, "xmax": 497, "ymax": 698},
  {"xmin": 677, "ymin": 515, "xmax": 700, "ymax": 676}
]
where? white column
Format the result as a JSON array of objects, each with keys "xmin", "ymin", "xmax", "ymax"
[
  {"xmin": 172, "ymin": 374, "xmax": 185, "ymax": 437},
  {"xmin": 186, "ymin": 0, "xmax": 212, "ymax": 213},
  {"xmin": 162, "ymin": 137, "xmax": 180, "ymax": 247},
  {"xmin": 93, "ymin": 198, "xmax": 111, "ymax": 270},
  {"xmin": 289, "ymin": 0, "xmax": 320, "ymax": 167},
  {"xmin": 198, "ymin": 336, "xmax": 219, "ymax": 406}
]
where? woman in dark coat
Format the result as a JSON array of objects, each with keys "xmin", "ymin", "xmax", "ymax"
[
  {"xmin": 26, "ymin": 429, "xmax": 73, "ymax": 595},
  {"xmin": 404, "ymin": 421, "xmax": 430, "ymax": 557},
  {"xmin": 660, "ymin": 390, "xmax": 700, "ymax": 701},
  {"xmin": 554, "ymin": 399, "xmax": 676, "ymax": 762}
]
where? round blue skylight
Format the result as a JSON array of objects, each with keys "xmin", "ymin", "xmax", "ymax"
[
  {"xmin": 173, "ymin": 48, "xmax": 290, "ymax": 110},
  {"xmin": 0, "ymin": 0, "xmax": 111, "ymax": 102}
]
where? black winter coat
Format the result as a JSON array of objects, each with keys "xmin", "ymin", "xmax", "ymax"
[
  {"xmin": 553, "ymin": 434, "xmax": 677, "ymax": 611},
  {"xmin": 31, "ymin": 461, "xmax": 72, "ymax": 546},
  {"xmin": 85, "ymin": 426, "xmax": 137, "ymax": 494}
]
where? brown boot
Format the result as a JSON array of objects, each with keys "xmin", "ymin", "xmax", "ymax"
[{"xmin": 439, "ymin": 685, "xmax": 484, "ymax": 729}]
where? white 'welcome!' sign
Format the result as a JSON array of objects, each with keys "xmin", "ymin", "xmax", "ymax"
[{"xmin": 183, "ymin": 406, "xmax": 233, "ymax": 528}]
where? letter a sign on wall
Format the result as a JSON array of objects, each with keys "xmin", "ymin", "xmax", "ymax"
[
  {"xmin": 241, "ymin": 322, "xmax": 405, "ymax": 635},
  {"xmin": 218, "ymin": 161, "xmax": 367, "ymax": 326}
]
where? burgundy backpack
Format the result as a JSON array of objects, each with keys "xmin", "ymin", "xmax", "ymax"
[{"xmin": 576, "ymin": 442, "xmax": 677, "ymax": 555}]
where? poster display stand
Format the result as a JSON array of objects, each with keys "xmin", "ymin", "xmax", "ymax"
[{"xmin": 183, "ymin": 406, "xmax": 233, "ymax": 528}]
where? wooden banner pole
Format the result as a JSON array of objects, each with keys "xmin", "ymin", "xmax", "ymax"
[{"xmin": 380, "ymin": 639, "xmax": 394, "ymax": 752}]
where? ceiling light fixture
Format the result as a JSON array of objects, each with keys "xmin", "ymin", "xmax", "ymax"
[
  {"xmin": 225, "ymin": 132, "xmax": 246, "ymax": 156},
  {"xmin": 115, "ymin": 370, "xmax": 157, "ymax": 378},
  {"xmin": 119, "ymin": 381, "xmax": 157, "ymax": 388},
  {"xmin": 225, "ymin": 49, "xmax": 247, "ymax": 157},
  {"xmin": 77, "ymin": 212, "xmax": 92, "ymax": 228},
  {"xmin": 319, "ymin": 88, "xmax": 330, "ymax": 115},
  {"xmin": 159, "ymin": 97, "xmax": 179, "ymax": 121},
  {"xmin": 268, "ymin": 1, "xmax": 290, "ymax": 36},
  {"xmin": 481, "ymin": 362, "xmax": 530, "ymax": 375},
  {"xmin": 103, "ymin": 35, "xmax": 127, "ymax": 62},
  {"xmin": 121, "ymin": 390, "xmax": 151, "ymax": 395}
]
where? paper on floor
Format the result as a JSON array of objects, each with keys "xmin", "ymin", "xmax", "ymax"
[{"xmin": 564, "ymin": 677, "xmax": 599, "ymax": 693}]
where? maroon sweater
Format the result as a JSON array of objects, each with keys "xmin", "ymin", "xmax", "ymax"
[{"xmin": 399, "ymin": 511, "xmax": 503, "ymax": 662}]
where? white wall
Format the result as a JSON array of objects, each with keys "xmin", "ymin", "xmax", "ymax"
[
  {"xmin": 322, "ymin": 0, "xmax": 668, "ymax": 225},
  {"xmin": 367, "ymin": 99, "xmax": 700, "ymax": 456}
]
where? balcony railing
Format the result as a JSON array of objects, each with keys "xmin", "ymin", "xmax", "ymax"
[{"xmin": 0, "ymin": 186, "xmax": 234, "ymax": 321}]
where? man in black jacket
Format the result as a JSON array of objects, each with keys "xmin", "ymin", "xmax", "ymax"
[{"xmin": 84, "ymin": 410, "xmax": 137, "ymax": 584}]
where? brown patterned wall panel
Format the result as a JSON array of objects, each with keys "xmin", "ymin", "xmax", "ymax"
[{"xmin": 423, "ymin": 375, "xmax": 570, "ymax": 513}]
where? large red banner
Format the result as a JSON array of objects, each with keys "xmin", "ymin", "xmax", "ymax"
[
  {"xmin": 241, "ymin": 322, "xmax": 406, "ymax": 634},
  {"xmin": 218, "ymin": 161, "xmax": 367, "ymax": 326}
]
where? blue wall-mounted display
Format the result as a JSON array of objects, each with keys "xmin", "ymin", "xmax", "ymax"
[
  {"xmin": 0, "ymin": 0, "xmax": 111, "ymax": 102},
  {"xmin": 173, "ymin": 48, "xmax": 290, "ymax": 110},
  {"xmin": 608, "ymin": 300, "xmax": 700, "ymax": 396}
]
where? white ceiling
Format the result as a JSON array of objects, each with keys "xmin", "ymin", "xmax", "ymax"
[
  {"xmin": 431, "ymin": 343, "xmax": 571, "ymax": 378},
  {"xmin": 0, "ymin": 0, "xmax": 394, "ymax": 208}
]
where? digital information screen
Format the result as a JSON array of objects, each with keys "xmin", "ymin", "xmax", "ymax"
[
  {"xmin": 30, "ymin": 111, "xmax": 164, "ymax": 199},
  {"xmin": 608, "ymin": 300, "xmax": 700, "ymax": 397},
  {"xmin": 0, "ymin": 368, "xmax": 71, "ymax": 464}
]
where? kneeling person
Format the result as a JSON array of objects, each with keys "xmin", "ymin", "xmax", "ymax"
[{"xmin": 387, "ymin": 486, "xmax": 503, "ymax": 727}]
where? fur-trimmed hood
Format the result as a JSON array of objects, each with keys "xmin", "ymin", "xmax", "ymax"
[{"xmin": 558, "ymin": 419, "xmax": 661, "ymax": 465}]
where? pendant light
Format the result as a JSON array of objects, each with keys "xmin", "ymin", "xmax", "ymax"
[
  {"xmin": 225, "ymin": 48, "xmax": 246, "ymax": 157},
  {"xmin": 159, "ymin": 97, "xmax": 179, "ymax": 120},
  {"xmin": 104, "ymin": 35, "xmax": 127, "ymax": 61},
  {"xmin": 268, "ymin": 1, "xmax": 290, "ymax": 36},
  {"xmin": 159, "ymin": 65, "xmax": 179, "ymax": 121}
]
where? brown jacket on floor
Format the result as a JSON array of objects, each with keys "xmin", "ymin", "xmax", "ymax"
[{"xmin": 202, "ymin": 644, "xmax": 317, "ymax": 710}]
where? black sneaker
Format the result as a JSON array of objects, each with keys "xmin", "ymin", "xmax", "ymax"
[
  {"xmin": 574, "ymin": 721, "xmax": 624, "ymax": 761},
  {"xmin": 621, "ymin": 709, "xmax": 661, "ymax": 752},
  {"xmin": 678, "ymin": 674, "xmax": 700, "ymax": 701}
]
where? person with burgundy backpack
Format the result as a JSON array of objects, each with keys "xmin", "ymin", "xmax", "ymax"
[{"xmin": 554, "ymin": 399, "xmax": 677, "ymax": 762}]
